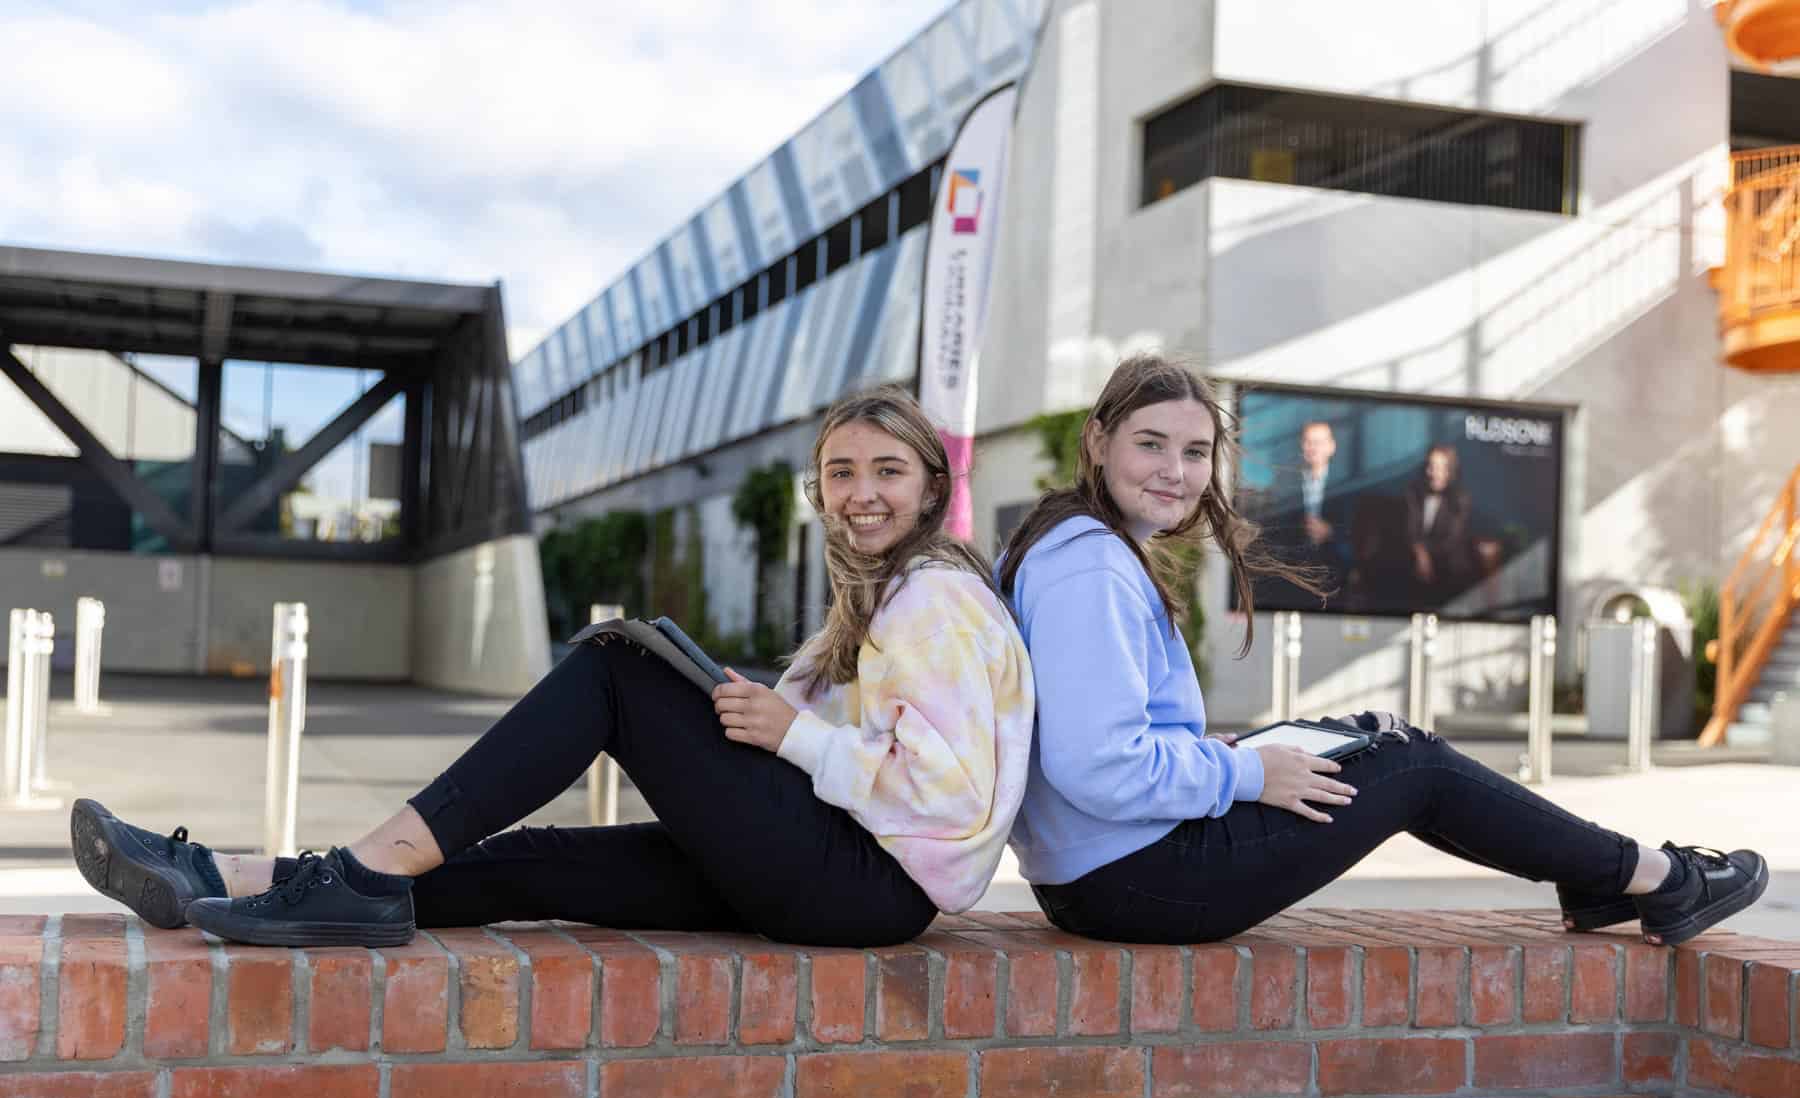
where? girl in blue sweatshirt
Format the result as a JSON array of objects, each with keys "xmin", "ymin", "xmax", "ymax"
[{"xmin": 998, "ymin": 354, "xmax": 1767, "ymax": 948}]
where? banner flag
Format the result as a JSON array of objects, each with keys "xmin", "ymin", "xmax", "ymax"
[{"xmin": 918, "ymin": 83, "xmax": 1019, "ymax": 541}]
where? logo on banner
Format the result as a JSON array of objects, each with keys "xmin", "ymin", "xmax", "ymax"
[{"xmin": 946, "ymin": 169, "xmax": 984, "ymax": 235}]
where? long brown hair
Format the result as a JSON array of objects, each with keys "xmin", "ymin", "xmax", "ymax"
[
  {"xmin": 794, "ymin": 386, "xmax": 1000, "ymax": 698},
  {"xmin": 997, "ymin": 353, "xmax": 1325, "ymax": 655}
]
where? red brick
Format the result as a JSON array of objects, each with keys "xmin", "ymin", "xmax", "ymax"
[
  {"xmin": 1414, "ymin": 946, "xmax": 1463, "ymax": 1027},
  {"xmin": 140, "ymin": 929, "xmax": 211, "ymax": 1059},
  {"xmin": 1522, "ymin": 944, "xmax": 1569, "ymax": 1023},
  {"xmin": 1703, "ymin": 952, "xmax": 1745, "ymax": 1039},
  {"xmin": 981, "ymin": 1046, "xmax": 1144, "ymax": 1098},
  {"xmin": 1748, "ymin": 961, "xmax": 1794, "ymax": 1049},
  {"xmin": 390, "ymin": 1061, "xmax": 584, "ymax": 1098},
  {"xmin": 811, "ymin": 950, "xmax": 867, "ymax": 1043},
  {"xmin": 170, "ymin": 1065, "xmax": 378, "ymax": 1098},
  {"xmin": 1152, "ymin": 1042, "xmax": 1310, "ymax": 1097},
  {"xmin": 935, "ymin": 936, "xmax": 997, "ymax": 1039},
  {"xmin": 875, "ymin": 945, "xmax": 930, "ymax": 1041},
  {"xmin": 1469, "ymin": 946, "xmax": 1516, "ymax": 1026},
  {"xmin": 1132, "ymin": 946, "xmax": 1184, "ymax": 1034},
  {"xmin": 563, "ymin": 928, "xmax": 658, "ymax": 1048},
  {"xmin": 0, "ymin": 933, "xmax": 41, "ymax": 1061},
  {"xmin": 379, "ymin": 937, "xmax": 449, "ymax": 1053},
  {"xmin": 1190, "ymin": 945, "xmax": 1240, "ymax": 1031},
  {"xmin": 737, "ymin": 947, "xmax": 797, "ymax": 1045},
  {"xmin": 603, "ymin": 1055, "xmax": 786, "ymax": 1097},
  {"xmin": 1623, "ymin": 944, "xmax": 1668, "ymax": 1022},
  {"xmin": 495, "ymin": 928, "xmax": 592, "ymax": 1051},
  {"xmin": 1623, "ymin": 1030, "xmax": 1678, "ymax": 1085},
  {"xmin": 432, "ymin": 927, "xmax": 520, "ymax": 1049},
  {"xmin": 1248, "ymin": 944, "xmax": 1296, "ymax": 1030},
  {"xmin": 1474, "ymin": 1032, "xmax": 1614, "ymax": 1089},
  {"xmin": 305, "ymin": 948, "xmax": 370, "ymax": 1053},
  {"xmin": 1361, "ymin": 946, "xmax": 1410, "ymax": 1026},
  {"xmin": 1687, "ymin": 1036, "xmax": 1800, "ymax": 1098},
  {"xmin": 57, "ymin": 916, "xmax": 128, "ymax": 1060},
  {"xmin": 1317, "ymin": 1038, "xmax": 1462, "ymax": 1095},
  {"xmin": 675, "ymin": 949, "xmax": 731, "ymax": 1045},
  {"xmin": 0, "ymin": 1072, "xmax": 154, "ymax": 1097},
  {"xmin": 796, "ymin": 1051, "xmax": 967, "ymax": 1097},
  {"xmin": 222, "ymin": 947, "xmax": 292, "ymax": 1056},
  {"xmin": 1571, "ymin": 943, "xmax": 1618, "ymax": 1022},
  {"xmin": 1069, "ymin": 945, "xmax": 1123, "ymax": 1036},
  {"xmin": 1675, "ymin": 946, "xmax": 1700, "ymax": 1027},
  {"xmin": 1002, "ymin": 945, "xmax": 1057, "ymax": 1037}
]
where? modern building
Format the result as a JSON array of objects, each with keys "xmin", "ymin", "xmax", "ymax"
[{"xmin": 516, "ymin": 0, "xmax": 1800, "ymax": 735}]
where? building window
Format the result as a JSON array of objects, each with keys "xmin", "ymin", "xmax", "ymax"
[{"xmin": 1141, "ymin": 83, "xmax": 1578, "ymax": 215}]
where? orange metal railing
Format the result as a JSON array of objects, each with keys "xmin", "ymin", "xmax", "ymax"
[
  {"xmin": 1700, "ymin": 460, "xmax": 1800, "ymax": 746},
  {"xmin": 1719, "ymin": 149, "xmax": 1800, "ymax": 372}
]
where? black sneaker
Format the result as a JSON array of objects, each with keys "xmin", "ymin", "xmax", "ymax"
[
  {"xmin": 1636, "ymin": 843, "xmax": 1769, "ymax": 947},
  {"xmin": 70, "ymin": 798, "xmax": 226, "ymax": 930},
  {"xmin": 1557, "ymin": 885, "xmax": 1637, "ymax": 931},
  {"xmin": 185, "ymin": 848, "xmax": 415, "ymax": 948}
]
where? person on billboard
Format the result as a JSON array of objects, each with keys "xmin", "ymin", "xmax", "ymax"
[
  {"xmin": 1404, "ymin": 443, "xmax": 1474, "ymax": 601},
  {"xmin": 1252, "ymin": 420, "xmax": 1352, "ymax": 607},
  {"xmin": 997, "ymin": 353, "xmax": 1768, "ymax": 948},
  {"xmin": 70, "ymin": 387, "xmax": 1035, "ymax": 948}
]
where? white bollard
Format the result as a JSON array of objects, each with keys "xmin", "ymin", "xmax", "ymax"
[
  {"xmin": 1522, "ymin": 614, "xmax": 1557, "ymax": 784},
  {"xmin": 1269, "ymin": 612, "xmax": 1302, "ymax": 722},
  {"xmin": 587, "ymin": 604, "xmax": 625, "ymax": 827},
  {"xmin": 1626, "ymin": 617, "xmax": 1658, "ymax": 773},
  {"xmin": 74, "ymin": 597, "xmax": 106, "ymax": 714},
  {"xmin": 263, "ymin": 603, "xmax": 310, "ymax": 857},
  {"xmin": 4, "ymin": 609, "xmax": 23, "ymax": 794},
  {"xmin": 1407, "ymin": 613, "xmax": 1439, "ymax": 730},
  {"xmin": 3, "ymin": 610, "xmax": 61, "ymax": 811}
]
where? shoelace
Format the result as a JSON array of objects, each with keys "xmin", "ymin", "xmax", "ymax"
[
  {"xmin": 1669, "ymin": 844, "xmax": 1731, "ymax": 869},
  {"xmin": 275, "ymin": 851, "xmax": 333, "ymax": 906}
]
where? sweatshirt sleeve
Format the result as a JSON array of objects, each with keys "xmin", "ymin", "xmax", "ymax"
[
  {"xmin": 1027, "ymin": 565, "xmax": 1263, "ymax": 820},
  {"xmin": 777, "ymin": 600, "xmax": 1009, "ymax": 841}
]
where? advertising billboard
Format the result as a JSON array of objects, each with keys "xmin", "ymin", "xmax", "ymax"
[{"xmin": 1236, "ymin": 386, "xmax": 1564, "ymax": 622}]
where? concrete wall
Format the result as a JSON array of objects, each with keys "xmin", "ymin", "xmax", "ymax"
[
  {"xmin": 0, "ymin": 548, "xmax": 202, "ymax": 673},
  {"xmin": 206, "ymin": 557, "xmax": 413, "ymax": 680},
  {"xmin": 412, "ymin": 534, "xmax": 550, "ymax": 697}
]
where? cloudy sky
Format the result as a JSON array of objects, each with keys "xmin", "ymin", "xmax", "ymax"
[{"xmin": 0, "ymin": 0, "xmax": 952, "ymax": 358}]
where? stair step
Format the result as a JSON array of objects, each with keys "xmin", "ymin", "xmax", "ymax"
[
  {"xmin": 1748, "ymin": 685, "xmax": 1798, "ymax": 704},
  {"xmin": 1726, "ymin": 722, "xmax": 1773, "ymax": 748},
  {"xmin": 1735, "ymin": 702, "xmax": 1773, "ymax": 724}
]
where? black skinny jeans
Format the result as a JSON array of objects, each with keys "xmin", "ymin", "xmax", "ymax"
[
  {"xmin": 1033, "ymin": 729, "xmax": 1639, "ymax": 944},
  {"xmin": 400, "ymin": 640, "xmax": 938, "ymax": 947}
]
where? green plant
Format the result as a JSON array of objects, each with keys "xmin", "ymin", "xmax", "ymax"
[
  {"xmin": 1683, "ymin": 580, "xmax": 1720, "ymax": 727},
  {"xmin": 538, "ymin": 510, "xmax": 649, "ymax": 639},
  {"xmin": 733, "ymin": 462, "xmax": 797, "ymax": 661},
  {"xmin": 1028, "ymin": 409, "xmax": 1087, "ymax": 490}
]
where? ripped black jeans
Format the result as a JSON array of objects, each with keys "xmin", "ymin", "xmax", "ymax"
[
  {"xmin": 399, "ymin": 640, "xmax": 937, "ymax": 947},
  {"xmin": 1032, "ymin": 728, "xmax": 1638, "ymax": 944}
]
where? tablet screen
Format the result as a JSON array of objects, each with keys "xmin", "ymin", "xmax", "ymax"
[{"xmin": 1241, "ymin": 724, "xmax": 1361, "ymax": 755}]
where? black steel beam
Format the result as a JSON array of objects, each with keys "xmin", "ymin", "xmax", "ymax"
[
  {"xmin": 0, "ymin": 342, "xmax": 195, "ymax": 550},
  {"xmin": 191, "ymin": 359, "xmax": 223, "ymax": 550},
  {"xmin": 215, "ymin": 371, "xmax": 407, "ymax": 533}
]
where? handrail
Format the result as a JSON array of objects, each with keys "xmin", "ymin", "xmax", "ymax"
[
  {"xmin": 1721, "ymin": 159, "xmax": 1800, "ymax": 327},
  {"xmin": 1700, "ymin": 460, "xmax": 1800, "ymax": 745}
]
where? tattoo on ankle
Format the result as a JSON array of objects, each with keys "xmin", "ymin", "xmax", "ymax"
[{"xmin": 394, "ymin": 840, "xmax": 417, "ymax": 852}]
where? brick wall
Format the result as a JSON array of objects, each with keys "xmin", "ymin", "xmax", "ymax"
[{"xmin": 1, "ymin": 909, "xmax": 1795, "ymax": 1097}]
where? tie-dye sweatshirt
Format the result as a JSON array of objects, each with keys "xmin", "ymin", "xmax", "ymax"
[{"xmin": 774, "ymin": 561, "xmax": 1035, "ymax": 913}]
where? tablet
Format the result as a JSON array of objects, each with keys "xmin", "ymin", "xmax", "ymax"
[
  {"xmin": 1234, "ymin": 721, "xmax": 1372, "ymax": 760},
  {"xmin": 651, "ymin": 616, "xmax": 731, "ymax": 686}
]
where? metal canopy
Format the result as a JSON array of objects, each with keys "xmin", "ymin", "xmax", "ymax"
[{"xmin": 0, "ymin": 244, "xmax": 530, "ymax": 562}]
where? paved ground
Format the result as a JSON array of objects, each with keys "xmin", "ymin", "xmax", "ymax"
[{"xmin": 4, "ymin": 674, "xmax": 1795, "ymax": 939}]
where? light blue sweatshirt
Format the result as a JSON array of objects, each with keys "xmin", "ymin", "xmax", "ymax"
[{"xmin": 1002, "ymin": 515, "xmax": 1266, "ymax": 885}]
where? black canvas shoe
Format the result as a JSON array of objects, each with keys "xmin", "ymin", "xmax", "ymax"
[
  {"xmin": 1557, "ymin": 885, "xmax": 1637, "ymax": 931},
  {"xmin": 1636, "ymin": 843, "xmax": 1769, "ymax": 947},
  {"xmin": 70, "ymin": 798, "xmax": 226, "ymax": 930},
  {"xmin": 185, "ymin": 849, "xmax": 415, "ymax": 948}
]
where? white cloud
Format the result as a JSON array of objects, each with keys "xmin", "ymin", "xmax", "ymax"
[{"xmin": 0, "ymin": 0, "xmax": 952, "ymax": 343}]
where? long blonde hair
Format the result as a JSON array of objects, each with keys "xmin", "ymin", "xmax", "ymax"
[
  {"xmin": 794, "ymin": 386, "xmax": 999, "ymax": 698},
  {"xmin": 998, "ymin": 353, "xmax": 1326, "ymax": 654}
]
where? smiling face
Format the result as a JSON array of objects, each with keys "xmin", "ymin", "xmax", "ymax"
[
  {"xmin": 818, "ymin": 419, "xmax": 939, "ymax": 557},
  {"xmin": 1086, "ymin": 398, "xmax": 1215, "ymax": 541}
]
